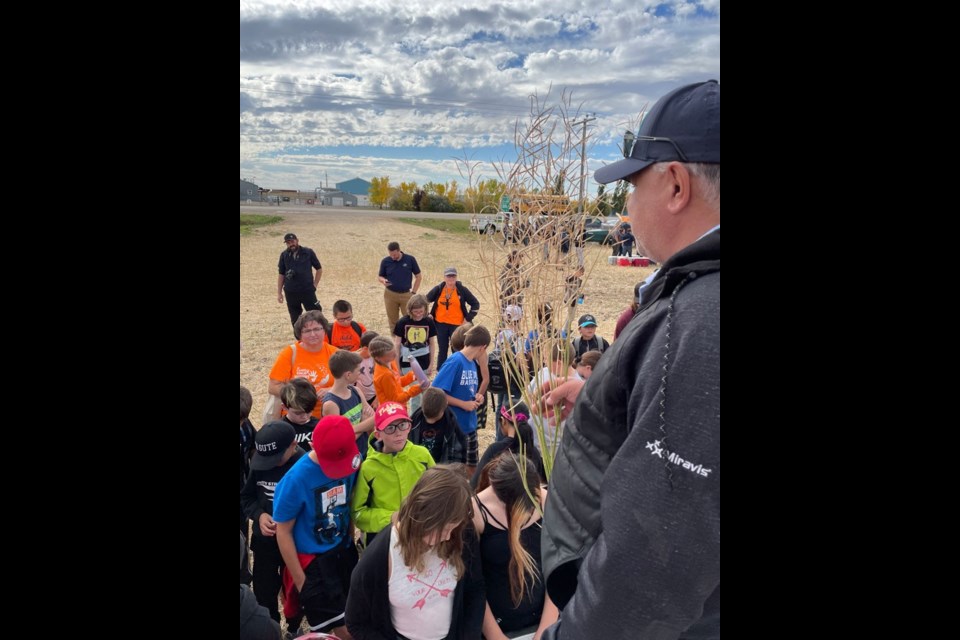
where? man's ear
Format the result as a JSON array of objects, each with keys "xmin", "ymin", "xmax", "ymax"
[{"xmin": 665, "ymin": 162, "xmax": 692, "ymax": 214}]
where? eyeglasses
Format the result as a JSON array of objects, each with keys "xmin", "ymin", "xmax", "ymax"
[
  {"xmin": 380, "ymin": 420, "xmax": 412, "ymax": 435},
  {"xmin": 626, "ymin": 135, "xmax": 689, "ymax": 162},
  {"xmin": 335, "ymin": 315, "xmax": 353, "ymax": 323},
  {"xmin": 301, "ymin": 326, "xmax": 324, "ymax": 334}
]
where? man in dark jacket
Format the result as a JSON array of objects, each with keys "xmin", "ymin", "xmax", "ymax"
[
  {"xmin": 277, "ymin": 232, "xmax": 323, "ymax": 330},
  {"xmin": 541, "ymin": 80, "xmax": 720, "ymax": 640}
]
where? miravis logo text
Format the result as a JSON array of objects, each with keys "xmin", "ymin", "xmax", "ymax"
[{"xmin": 645, "ymin": 440, "xmax": 713, "ymax": 478}]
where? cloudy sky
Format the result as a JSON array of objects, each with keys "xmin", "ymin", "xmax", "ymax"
[{"xmin": 240, "ymin": 0, "xmax": 720, "ymax": 196}]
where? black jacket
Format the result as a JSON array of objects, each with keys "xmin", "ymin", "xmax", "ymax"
[
  {"xmin": 346, "ymin": 522, "xmax": 485, "ymax": 640},
  {"xmin": 426, "ymin": 281, "xmax": 480, "ymax": 323},
  {"xmin": 240, "ymin": 449, "xmax": 305, "ymax": 539},
  {"xmin": 542, "ymin": 229, "xmax": 720, "ymax": 640},
  {"xmin": 410, "ymin": 406, "xmax": 467, "ymax": 464},
  {"xmin": 240, "ymin": 585, "xmax": 281, "ymax": 639}
]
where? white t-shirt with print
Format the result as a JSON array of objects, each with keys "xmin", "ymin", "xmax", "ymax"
[{"xmin": 388, "ymin": 525, "xmax": 456, "ymax": 640}]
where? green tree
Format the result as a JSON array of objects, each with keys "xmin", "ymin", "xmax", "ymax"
[
  {"xmin": 369, "ymin": 176, "xmax": 391, "ymax": 209},
  {"xmin": 389, "ymin": 181, "xmax": 418, "ymax": 211},
  {"xmin": 596, "ymin": 184, "xmax": 610, "ymax": 215},
  {"xmin": 611, "ymin": 180, "xmax": 629, "ymax": 215}
]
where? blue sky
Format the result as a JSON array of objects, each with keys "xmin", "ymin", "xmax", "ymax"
[{"xmin": 240, "ymin": 0, "xmax": 720, "ymax": 197}]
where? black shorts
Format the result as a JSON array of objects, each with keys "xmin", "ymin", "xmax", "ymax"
[{"xmin": 300, "ymin": 542, "xmax": 359, "ymax": 632}]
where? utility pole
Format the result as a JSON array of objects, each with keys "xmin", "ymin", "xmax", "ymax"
[{"xmin": 572, "ymin": 115, "xmax": 596, "ymax": 215}]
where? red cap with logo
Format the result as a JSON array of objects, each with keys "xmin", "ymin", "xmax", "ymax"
[
  {"xmin": 312, "ymin": 415, "xmax": 361, "ymax": 478},
  {"xmin": 375, "ymin": 402, "xmax": 410, "ymax": 431}
]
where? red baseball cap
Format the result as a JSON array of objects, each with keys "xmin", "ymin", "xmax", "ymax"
[
  {"xmin": 312, "ymin": 416, "xmax": 361, "ymax": 479},
  {"xmin": 375, "ymin": 402, "xmax": 410, "ymax": 431}
]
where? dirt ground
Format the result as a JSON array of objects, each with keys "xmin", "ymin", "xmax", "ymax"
[{"xmin": 240, "ymin": 208, "xmax": 656, "ymax": 452}]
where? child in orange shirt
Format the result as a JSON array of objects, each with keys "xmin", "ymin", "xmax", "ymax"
[{"xmin": 369, "ymin": 335, "xmax": 422, "ymax": 408}]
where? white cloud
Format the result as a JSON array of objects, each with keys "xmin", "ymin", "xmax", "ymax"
[{"xmin": 241, "ymin": 0, "xmax": 720, "ymax": 191}]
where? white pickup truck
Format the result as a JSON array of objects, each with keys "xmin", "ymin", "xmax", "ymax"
[{"xmin": 469, "ymin": 212, "xmax": 509, "ymax": 235}]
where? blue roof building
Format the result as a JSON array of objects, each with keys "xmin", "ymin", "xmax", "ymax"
[{"xmin": 336, "ymin": 177, "xmax": 372, "ymax": 196}]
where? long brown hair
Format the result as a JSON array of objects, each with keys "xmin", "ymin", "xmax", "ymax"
[
  {"xmin": 486, "ymin": 453, "xmax": 542, "ymax": 606},
  {"xmin": 396, "ymin": 465, "xmax": 474, "ymax": 578}
]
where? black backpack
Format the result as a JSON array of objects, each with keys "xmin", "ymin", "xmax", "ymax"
[
  {"xmin": 572, "ymin": 336, "xmax": 608, "ymax": 356},
  {"xmin": 489, "ymin": 349, "xmax": 526, "ymax": 394},
  {"xmin": 487, "ymin": 352, "xmax": 508, "ymax": 393}
]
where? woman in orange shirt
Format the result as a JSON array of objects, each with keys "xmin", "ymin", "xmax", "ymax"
[
  {"xmin": 268, "ymin": 310, "xmax": 339, "ymax": 419},
  {"xmin": 425, "ymin": 266, "xmax": 480, "ymax": 369}
]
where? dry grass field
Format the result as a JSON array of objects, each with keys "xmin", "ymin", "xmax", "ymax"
[{"xmin": 240, "ymin": 208, "xmax": 656, "ymax": 452}]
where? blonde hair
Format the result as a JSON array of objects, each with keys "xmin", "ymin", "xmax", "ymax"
[
  {"xmin": 486, "ymin": 453, "xmax": 542, "ymax": 606},
  {"xmin": 368, "ymin": 336, "xmax": 396, "ymax": 360}
]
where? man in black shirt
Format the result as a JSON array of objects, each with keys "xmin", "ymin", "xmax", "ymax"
[
  {"xmin": 277, "ymin": 232, "xmax": 323, "ymax": 330},
  {"xmin": 377, "ymin": 241, "xmax": 422, "ymax": 331}
]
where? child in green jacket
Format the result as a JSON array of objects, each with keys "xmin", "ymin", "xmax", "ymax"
[{"xmin": 351, "ymin": 401, "xmax": 435, "ymax": 545}]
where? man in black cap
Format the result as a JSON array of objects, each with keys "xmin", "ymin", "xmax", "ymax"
[
  {"xmin": 541, "ymin": 80, "xmax": 720, "ymax": 639},
  {"xmin": 240, "ymin": 421, "xmax": 305, "ymax": 625},
  {"xmin": 277, "ymin": 232, "xmax": 323, "ymax": 331}
]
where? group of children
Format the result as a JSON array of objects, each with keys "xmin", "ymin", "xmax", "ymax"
[{"xmin": 243, "ymin": 282, "xmax": 615, "ymax": 639}]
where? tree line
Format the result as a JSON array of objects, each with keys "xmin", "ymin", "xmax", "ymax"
[{"xmin": 370, "ymin": 176, "xmax": 629, "ymax": 216}]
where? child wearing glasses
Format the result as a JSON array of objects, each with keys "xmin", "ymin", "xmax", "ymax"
[
  {"xmin": 326, "ymin": 299, "xmax": 367, "ymax": 351},
  {"xmin": 351, "ymin": 402, "xmax": 435, "ymax": 546}
]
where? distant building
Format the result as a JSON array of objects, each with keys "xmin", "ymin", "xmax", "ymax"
[
  {"xmin": 335, "ymin": 178, "xmax": 372, "ymax": 206},
  {"xmin": 336, "ymin": 177, "xmax": 372, "ymax": 195},
  {"xmin": 316, "ymin": 188, "xmax": 359, "ymax": 207},
  {"xmin": 240, "ymin": 179, "xmax": 261, "ymax": 201}
]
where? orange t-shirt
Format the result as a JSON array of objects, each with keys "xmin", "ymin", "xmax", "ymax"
[
  {"xmin": 373, "ymin": 360, "xmax": 421, "ymax": 406},
  {"xmin": 434, "ymin": 286, "xmax": 464, "ymax": 325},
  {"xmin": 269, "ymin": 342, "xmax": 339, "ymax": 418},
  {"xmin": 328, "ymin": 321, "xmax": 367, "ymax": 351}
]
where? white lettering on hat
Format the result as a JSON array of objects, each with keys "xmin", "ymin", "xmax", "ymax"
[
  {"xmin": 351, "ymin": 453, "xmax": 362, "ymax": 470},
  {"xmin": 256, "ymin": 441, "xmax": 279, "ymax": 453},
  {"xmin": 380, "ymin": 403, "xmax": 401, "ymax": 415}
]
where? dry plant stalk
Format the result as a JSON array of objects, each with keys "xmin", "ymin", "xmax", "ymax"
[{"xmin": 470, "ymin": 87, "xmax": 603, "ymax": 482}]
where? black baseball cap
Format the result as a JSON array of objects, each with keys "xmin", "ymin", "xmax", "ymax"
[
  {"xmin": 250, "ymin": 421, "xmax": 296, "ymax": 470},
  {"xmin": 283, "ymin": 233, "xmax": 298, "ymax": 242},
  {"xmin": 595, "ymin": 80, "xmax": 720, "ymax": 184},
  {"xmin": 578, "ymin": 314, "xmax": 598, "ymax": 328}
]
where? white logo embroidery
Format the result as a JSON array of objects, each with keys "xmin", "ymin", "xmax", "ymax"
[
  {"xmin": 645, "ymin": 440, "xmax": 712, "ymax": 477},
  {"xmin": 379, "ymin": 403, "xmax": 401, "ymax": 416}
]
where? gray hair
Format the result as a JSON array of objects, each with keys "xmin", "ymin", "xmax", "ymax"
[{"xmin": 653, "ymin": 162, "xmax": 720, "ymax": 211}]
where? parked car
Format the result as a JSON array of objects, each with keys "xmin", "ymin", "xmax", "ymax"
[{"xmin": 585, "ymin": 216, "xmax": 623, "ymax": 244}]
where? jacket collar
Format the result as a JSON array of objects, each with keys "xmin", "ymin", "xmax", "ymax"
[{"xmin": 640, "ymin": 228, "xmax": 720, "ymax": 312}]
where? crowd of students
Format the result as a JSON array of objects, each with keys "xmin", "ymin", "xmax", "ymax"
[{"xmin": 243, "ymin": 249, "xmax": 617, "ymax": 640}]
